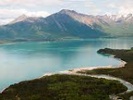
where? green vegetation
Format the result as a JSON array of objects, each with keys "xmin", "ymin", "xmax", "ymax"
[
  {"xmin": 78, "ymin": 48, "xmax": 133, "ymax": 99},
  {"xmin": 0, "ymin": 74, "xmax": 127, "ymax": 100},
  {"xmin": 80, "ymin": 48, "xmax": 133, "ymax": 83}
]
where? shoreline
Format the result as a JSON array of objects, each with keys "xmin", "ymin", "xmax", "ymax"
[
  {"xmin": 68, "ymin": 60, "xmax": 126, "ymax": 73},
  {"xmin": 58, "ymin": 59, "xmax": 133, "ymax": 94},
  {"xmin": 42, "ymin": 60, "xmax": 133, "ymax": 94},
  {"xmin": 0, "ymin": 55, "xmax": 127, "ymax": 94},
  {"xmin": 42, "ymin": 59, "xmax": 127, "ymax": 77},
  {"xmin": 59, "ymin": 71, "xmax": 133, "ymax": 93}
]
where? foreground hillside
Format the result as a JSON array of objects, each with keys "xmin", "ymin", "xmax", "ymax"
[
  {"xmin": 0, "ymin": 74, "xmax": 126, "ymax": 100},
  {"xmin": 79, "ymin": 48, "xmax": 133, "ymax": 99},
  {"xmin": 81, "ymin": 48, "xmax": 133, "ymax": 83}
]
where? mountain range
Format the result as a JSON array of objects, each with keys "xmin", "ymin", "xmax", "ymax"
[{"xmin": 0, "ymin": 9, "xmax": 133, "ymax": 42}]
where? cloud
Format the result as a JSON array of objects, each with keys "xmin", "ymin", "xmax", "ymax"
[
  {"xmin": 0, "ymin": 8, "xmax": 50, "ymax": 25},
  {"xmin": 0, "ymin": 0, "xmax": 62, "ymax": 6},
  {"xmin": 118, "ymin": 0, "xmax": 133, "ymax": 14},
  {"xmin": 0, "ymin": 0, "xmax": 60, "ymax": 25},
  {"xmin": 105, "ymin": 0, "xmax": 133, "ymax": 15},
  {"xmin": 0, "ymin": 18, "xmax": 13, "ymax": 25},
  {"xmin": 83, "ymin": 1, "xmax": 101, "ymax": 15},
  {"xmin": 1, "ymin": 0, "xmax": 133, "ymax": 15},
  {"xmin": 0, "ymin": 0, "xmax": 101, "ymax": 25},
  {"xmin": 0, "ymin": 0, "xmax": 133, "ymax": 25},
  {"xmin": 0, "ymin": 8, "xmax": 50, "ymax": 18},
  {"xmin": 57, "ymin": 0, "xmax": 101, "ymax": 15}
]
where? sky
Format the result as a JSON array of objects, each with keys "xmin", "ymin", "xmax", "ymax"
[{"xmin": 0, "ymin": 0, "xmax": 133, "ymax": 25}]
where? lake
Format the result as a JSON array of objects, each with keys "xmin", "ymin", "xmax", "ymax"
[{"xmin": 0, "ymin": 38, "xmax": 133, "ymax": 91}]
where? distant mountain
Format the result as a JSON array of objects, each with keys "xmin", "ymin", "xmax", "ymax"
[
  {"xmin": 0, "ymin": 9, "xmax": 133, "ymax": 42},
  {"xmin": 10, "ymin": 14, "xmax": 28, "ymax": 24},
  {"xmin": 59, "ymin": 10, "xmax": 133, "ymax": 37},
  {"xmin": 0, "ymin": 9, "xmax": 106, "ymax": 42},
  {"xmin": 95, "ymin": 14, "xmax": 133, "ymax": 37}
]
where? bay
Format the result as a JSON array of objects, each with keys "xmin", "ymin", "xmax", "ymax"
[{"xmin": 0, "ymin": 38, "xmax": 133, "ymax": 91}]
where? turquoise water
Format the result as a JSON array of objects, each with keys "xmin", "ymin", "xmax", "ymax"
[{"xmin": 0, "ymin": 38, "xmax": 133, "ymax": 91}]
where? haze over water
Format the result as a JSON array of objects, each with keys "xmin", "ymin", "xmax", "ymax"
[{"xmin": 0, "ymin": 38, "xmax": 133, "ymax": 91}]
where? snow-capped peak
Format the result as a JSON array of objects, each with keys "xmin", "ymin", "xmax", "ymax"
[{"xmin": 107, "ymin": 13, "xmax": 133, "ymax": 21}]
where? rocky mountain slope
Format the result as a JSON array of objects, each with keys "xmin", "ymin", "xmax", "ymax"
[{"xmin": 0, "ymin": 9, "xmax": 133, "ymax": 42}]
